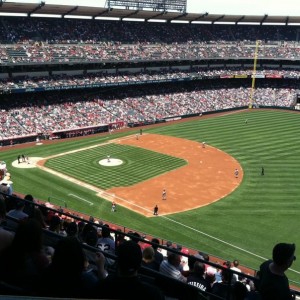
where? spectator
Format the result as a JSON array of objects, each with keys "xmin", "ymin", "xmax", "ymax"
[
  {"xmin": 0, "ymin": 219, "xmax": 50, "ymax": 293},
  {"xmin": 231, "ymin": 259, "xmax": 242, "ymax": 282},
  {"xmin": 210, "ymin": 269, "xmax": 233, "ymax": 300},
  {"xmin": 142, "ymin": 245, "xmax": 159, "ymax": 271},
  {"xmin": 187, "ymin": 258, "xmax": 212, "ymax": 294},
  {"xmin": 23, "ymin": 194, "xmax": 47, "ymax": 229},
  {"xmin": 151, "ymin": 237, "xmax": 164, "ymax": 266},
  {"xmin": 257, "ymin": 242, "xmax": 296, "ymax": 300},
  {"xmin": 6, "ymin": 199, "xmax": 28, "ymax": 230},
  {"xmin": 38, "ymin": 236, "xmax": 104, "ymax": 298},
  {"xmin": 96, "ymin": 224, "xmax": 116, "ymax": 267},
  {"xmin": 92, "ymin": 240, "xmax": 164, "ymax": 299},
  {"xmin": 159, "ymin": 248, "xmax": 187, "ymax": 282},
  {"xmin": 47, "ymin": 215, "xmax": 66, "ymax": 236},
  {"xmin": 65, "ymin": 221, "xmax": 78, "ymax": 238}
]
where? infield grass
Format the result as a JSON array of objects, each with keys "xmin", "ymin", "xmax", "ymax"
[
  {"xmin": 2, "ymin": 109, "xmax": 300, "ymax": 286},
  {"xmin": 45, "ymin": 143, "xmax": 186, "ymax": 189}
]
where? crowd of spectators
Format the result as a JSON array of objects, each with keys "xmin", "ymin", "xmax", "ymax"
[
  {"xmin": 1, "ymin": 17, "xmax": 298, "ymax": 45},
  {"xmin": 1, "ymin": 68, "xmax": 300, "ymax": 92},
  {"xmin": 0, "ymin": 192, "xmax": 296, "ymax": 299},
  {"xmin": 0, "ymin": 81, "xmax": 297, "ymax": 139},
  {"xmin": 0, "ymin": 17, "xmax": 300, "ymax": 64},
  {"xmin": 2, "ymin": 41, "xmax": 300, "ymax": 64}
]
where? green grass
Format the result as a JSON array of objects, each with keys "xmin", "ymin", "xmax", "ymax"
[
  {"xmin": 45, "ymin": 143, "xmax": 186, "ymax": 189},
  {"xmin": 2, "ymin": 109, "xmax": 300, "ymax": 286}
]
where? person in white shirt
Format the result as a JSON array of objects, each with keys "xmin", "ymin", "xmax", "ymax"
[{"xmin": 230, "ymin": 259, "xmax": 241, "ymax": 282}]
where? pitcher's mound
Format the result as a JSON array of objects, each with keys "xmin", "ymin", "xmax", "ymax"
[
  {"xmin": 99, "ymin": 158, "xmax": 123, "ymax": 167},
  {"xmin": 12, "ymin": 157, "xmax": 43, "ymax": 169}
]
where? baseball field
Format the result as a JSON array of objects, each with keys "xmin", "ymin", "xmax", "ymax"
[{"xmin": 2, "ymin": 109, "xmax": 300, "ymax": 286}]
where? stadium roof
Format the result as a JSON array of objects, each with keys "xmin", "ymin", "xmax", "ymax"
[{"xmin": 1, "ymin": 1, "xmax": 300, "ymax": 24}]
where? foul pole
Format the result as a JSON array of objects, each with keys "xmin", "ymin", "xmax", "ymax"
[{"xmin": 249, "ymin": 40, "xmax": 260, "ymax": 108}]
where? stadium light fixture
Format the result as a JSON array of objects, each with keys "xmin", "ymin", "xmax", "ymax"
[
  {"xmin": 237, "ymin": 22, "xmax": 261, "ymax": 25},
  {"xmin": 31, "ymin": 14, "xmax": 61, "ymax": 18},
  {"xmin": 170, "ymin": 20, "xmax": 189, "ymax": 24},
  {"xmin": 65, "ymin": 15, "xmax": 93, "ymax": 19},
  {"xmin": 122, "ymin": 18, "xmax": 145, "ymax": 22},
  {"xmin": 262, "ymin": 22, "xmax": 286, "ymax": 25},
  {"xmin": 214, "ymin": 21, "xmax": 235, "ymax": 25},
  {"xmin": 191, "ymin": 21, "xmax": 212, "ymax": 24},
  {"xmin": 0, "ymin": 12, "xmax": 27, "ymax": 17},
  {"xmin": 147, "ymin": 19, "xmax": 167, "ymax": 23},
  {"xmin": 94, "ymin": 16, "xmax": 121, "ymax": 21}
]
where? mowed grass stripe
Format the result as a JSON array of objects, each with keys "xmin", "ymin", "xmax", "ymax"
[{"xmin": 45, "ymin": 144, "xmax": 187, "ymax": 189}]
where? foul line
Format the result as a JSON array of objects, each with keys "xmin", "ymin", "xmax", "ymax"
[
  {"xmin": 159, "ymin": 215, "xmax": 300, "ymax": 275},
  {"xmin": 68, "ymin": 194, "xmax": 93, "ymax": 206}
]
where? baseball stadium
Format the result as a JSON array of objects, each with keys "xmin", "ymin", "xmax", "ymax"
[{"xmin": 0, "ymin": 0, "xmax": 300, "ymax": 299}]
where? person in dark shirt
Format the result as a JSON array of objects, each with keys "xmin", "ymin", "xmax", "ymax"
[
  {"xmin": 257, "ymin": 242, "xmax": 296, "ymax": 300},
  {"xmin": 187, "ymin": 259, "xmax": 211, "ymax": 294},
  {"xmin": 151, "ymin": 238, "xmax": 164, "ymax": 266}
]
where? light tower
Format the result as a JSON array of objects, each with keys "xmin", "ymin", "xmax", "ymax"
[{"xmin": 249, "ymin": 40, "xmax": 260, "ymax": 108}]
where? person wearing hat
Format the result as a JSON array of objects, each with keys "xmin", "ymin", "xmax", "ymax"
[
  {"xmin": 257, "ymin": 242, "xmax": 296, "ymax": 300},
  {"xmin": 92, "ymin": 240, "xmax": 164, "ymax": 299}
]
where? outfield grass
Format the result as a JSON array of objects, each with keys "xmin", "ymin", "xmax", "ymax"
[{"xmin": 2, "ymin": 109, "xmax": 300, "ymax": 285}]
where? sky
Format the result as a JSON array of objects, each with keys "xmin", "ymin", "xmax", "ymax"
[{"xmin": 33, "ymin": 0, "xmax": 300, "ymax": 16}]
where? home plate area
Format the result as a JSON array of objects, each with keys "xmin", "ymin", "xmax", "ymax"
[{"xmin": 12, "ymin": 157, "xmax": 43, "ymax": 169}]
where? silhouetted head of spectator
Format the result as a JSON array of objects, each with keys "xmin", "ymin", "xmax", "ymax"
[
  {"xmin": 193, "ymin": 261, "xmax": 205, "ymax": 277},
  {"xmin": 223, "ymin": 260, "xmax": 231, "ymax": 268},
  {"xmin": 273, "ymin": 243, "xmax": 296, "ymax": 269},
  {"xmin": 15, "ymin": 200, "xmax": 25, "ymax": 210},
  {"xmin": 48, "ymin": 215, "xmax": 61, "ymax": 232},
  {"xmin": 151, "ymin": 238, "xmax": 160, "ymax": 251},
  {"xmin": 23, "ymin": 194, "xmax": 35, "ymax": 218},
  {"xmin": 142, "ymin": 246, "xmax": 155, "ymax": 263},
  {"xmin": 167, "ymin": 248, "xmax": 181, "ymax": 268},
  {"xmin": 117, "ymin": 240, "xmax": 142, "ymax": 277},
  {"xmin": 188, "ymin": 254, "xmax": 203, "ymax": 270},
  {"xmin": 221, "ymin": 269, "xmax": 231, "ymax": 283},
  {"xmin": 52, "ymin": 237, "xmax": 85, "ymax": 277},
  {"xmin": 130, "ymin": 231, "xmax": 141, "ymax": 243},
  {"xmin": 101, "ymin": 225, "xmax": 111, "ymax": 238},
  {"xmin": 77, "ymin": 221, "xmax": 85, "ymax": 234},
  {"xmin": 66, "ymin": 221, "xmax": 78, "ymax": 237},
  {"xmin": 176, "ymin": 244, "xmax": 182, "ymax": 251},
  {"xmin": 233, "ymin": 259, "xmax": 240, "ymax": 268},
  {"xmin": 81, "ymin": 223, "xmax": 98, "ymax": 247},
  {"xmin": 166, "ymin": 240, "xmax": 172, "ymax": 248},
  {"xmin": 24, "ymin": 194, "xmax": 34, "ymax": 202}
]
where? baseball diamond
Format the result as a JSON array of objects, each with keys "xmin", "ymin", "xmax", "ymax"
[{"xmin": 3, "ymin": 109, "xmax": 300, "ymax": 290}]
